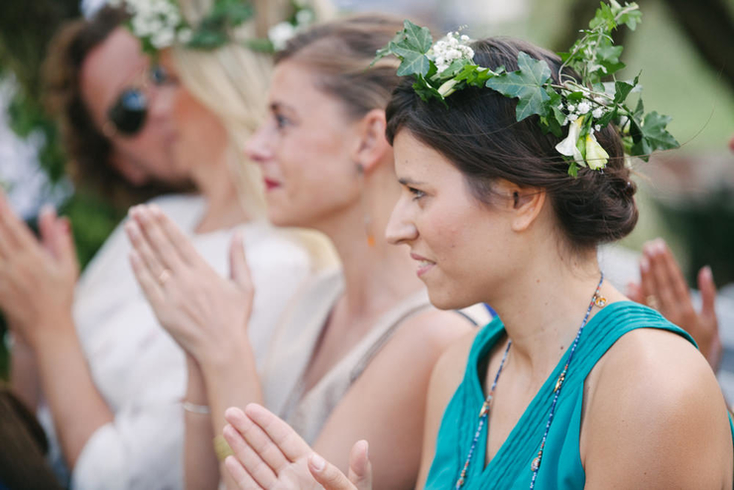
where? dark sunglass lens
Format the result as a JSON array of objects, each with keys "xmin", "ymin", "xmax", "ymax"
[{"xmin": 107, "ymin": 89, "xmax": 148, "ymax": 135}]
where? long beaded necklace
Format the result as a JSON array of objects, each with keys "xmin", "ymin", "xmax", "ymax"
[{"xmin": 454, "ymin": 274, "xmax": 606, "ymax": 489}]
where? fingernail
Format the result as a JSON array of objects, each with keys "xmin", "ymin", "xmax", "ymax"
[
  {"xmin": 703, "ymin": 266, "xmax": 713, "ymax": 280},
  {"xmin": 640, "ymin": 256, "xmax": 649, "ymax": 273},
  {"xmin": 310, "ymin": 454, "xmax": 325, "ymax": 472}
]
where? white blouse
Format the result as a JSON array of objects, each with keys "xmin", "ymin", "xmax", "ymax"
[{"xmin": 39, "ymin": 194, "xmax": 311, "ymax": 490}]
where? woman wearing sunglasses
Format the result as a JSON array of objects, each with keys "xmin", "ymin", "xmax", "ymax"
[
  {"xmin": 126, "ymin": 12, "xmax": 490, "ymax": 490},
  {"xmin": 1, "ymin": 2, "xmax": 326, "ymax": 489}
]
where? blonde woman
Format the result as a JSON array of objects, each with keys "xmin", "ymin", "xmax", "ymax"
[
  {"xmin": 127, "ymin": 14, "xmax": 490, "ymax": 490},
  {"xmin": 0, "ymin": 2, "xmax": 326, "ymax": 488}
]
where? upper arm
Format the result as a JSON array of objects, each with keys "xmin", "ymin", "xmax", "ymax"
[
  {"xmin": 583, "ymin": 329, "xmax": 733, "ymax": 489},
  {"xmin": 313, "ymin": 309, "xmax": 474, "ymax": 490}
]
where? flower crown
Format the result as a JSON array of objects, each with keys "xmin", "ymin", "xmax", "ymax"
[
  {"xmin": 373, "ymin": 1, "xmax": 678, "ymax": 176},
  {"xmin": 112, "ymin": 0, "xmax": 316, "ymax": 55}
]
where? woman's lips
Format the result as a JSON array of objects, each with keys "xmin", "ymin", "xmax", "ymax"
[
  {"xmin": 411, "ymin": 253, "xmax": 436, "ymax": 277},
  {"xmin": 263, "ymin": 178, "xmax": 281, "ymax": 191}
]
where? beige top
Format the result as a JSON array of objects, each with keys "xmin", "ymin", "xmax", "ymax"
[{"xmin": 260, "ymin": 269, "xmax": 491, "ymax": 444}]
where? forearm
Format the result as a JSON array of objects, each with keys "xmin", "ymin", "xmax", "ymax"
[
  {"xmin": 183, "ymin": 356, "xmax": 220, "ymax": 490},
  {"xmin": 182, "ymin": 340, "xmax": 263, "ymax": 490},
  {"xmin": 9, "ymin": 333, "xmax": 41, "ymax": 411},
  {"xmin": 200, "ymin": 339, "xmax": 263, "ymax": 490},
  {"xmin": 33, "ymin": 316, "xmax": 113, "ymax": 468}
]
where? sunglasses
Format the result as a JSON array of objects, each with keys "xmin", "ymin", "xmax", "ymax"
[{"xmin": 104, "ymin": 65, "xmax": 171, "ymax": 137}]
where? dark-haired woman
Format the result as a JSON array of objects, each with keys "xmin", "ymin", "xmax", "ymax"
[{"xmin": 220, "ymin": 36, "xmax": 734, "ymax": 490}]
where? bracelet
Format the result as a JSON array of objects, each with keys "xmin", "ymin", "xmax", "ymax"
[
  {"xmin": 181, "ymin": 400, "xmax": 211, "ymax": 415},
  {"xmin": 213, "ymin": 434, "xmax": 234, "ymax": 462}
]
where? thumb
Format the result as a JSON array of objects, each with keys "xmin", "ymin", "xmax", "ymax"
[
  {"xmin": 346, "ymin": 440, "xmax": 372, "ymax": 490},
  {"xmin": 698, "ymin": 266, "xmax": 717, "ymax": 319},
  {"xmin": 308, "ymin": 453, "xmax": 360, "ymax": 490},
  {"xmin": 229, "ymin": 232, "xmax": 253, "ymax": 289}
]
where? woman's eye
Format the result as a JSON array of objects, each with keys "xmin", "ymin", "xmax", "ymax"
[
  {"xmin": 409, "ymin": 187, "xmax": 425, "ymax": 201},
  {"xmin": 274, "ymin": 113, "xmax": 291, "ymax": 129},
  {"xmin": 150, "ymin": 65, "xmax": 177, "ymax": 86}
]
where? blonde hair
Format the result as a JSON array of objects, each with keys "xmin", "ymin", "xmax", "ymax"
[{"xmin": 172, "ymin": 0, "xmax": 338, "ymax": 267}]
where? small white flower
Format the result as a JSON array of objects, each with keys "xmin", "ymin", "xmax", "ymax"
[
  {"xmin": 577, "ymin": 101, "xmax": 591, "ymax": 115},
  {"xmin": 177, "ymin": 27, "xmax": 193, "ymax": 44},
  {"xmin": 151, "ymin": 29, "xmax": 175, "ymax": 49},
  {"xmin": 567, "ymin": 104, "xmax": 576, "ymax": 113},
  {"xmin": 556, "ymin": 116, "xmax": 585, "ymax": 163},
  {"xmin": 567, "ymin": 113, "xmax": 579, "ymax": 123},
  {"xmin": 595, "ymin": 124, "xmax": 601, "ymax": 132},
  {"xmin": 296, "ymin": 9, "xmax": 314, "ymax": 26},
  {"xmin": 592, "ymin": 107, "xmax": 604, "ymax": 119},
  {"xmin": 460, "ymin": 34, "xmax": 470, "ymax": 42},
  {"xmin": 430, "ymin": 32, "xmax": 474, "ymax": 74},
  {"xmin": 269, "ymin": 22, "xmax": 296, "ymax": 51}
]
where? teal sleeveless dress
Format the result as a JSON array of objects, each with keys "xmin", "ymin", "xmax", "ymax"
[{"xmin": 425, "ymin": 301, "xmax": 734, "ymax": 489}]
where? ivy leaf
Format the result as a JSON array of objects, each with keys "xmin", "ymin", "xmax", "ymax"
[
  {"xmin": 453, "ymin": 65, "xmax": 502, "ymax": 87},
  {"xmin": 589, "ymin": 2, "xmax": 616, "ymax": 30},
  {"xmin": 485, "ymin": 52, "xmax": 552, "ymax": 121},
  {"xmin": 631, "ymin": 111, "xmax": 679, "ymax": 156},
  {"xmin": 617, "ymin": 3, "xmax": 642, "ymax": 30},
  {"xmin": 402, "ymin": 20, "xmax": 433, "ymax": 53}
]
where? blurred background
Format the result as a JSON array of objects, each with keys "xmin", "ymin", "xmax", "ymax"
[{"xmin": 0, "ymin": 0, "xmax": 733, "ymax": 383}]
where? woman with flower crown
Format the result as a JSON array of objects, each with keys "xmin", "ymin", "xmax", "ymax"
[
  {"xmin": 0, "ymin": 1, "xmax": 341, "ymax": 489},
  {"xmin": 217, "ymin": 5, "xmax": 734, "ymax": 490},
  {"xmin": 125, "ymin": 11, "xmax": 489, "ymax": 490}
]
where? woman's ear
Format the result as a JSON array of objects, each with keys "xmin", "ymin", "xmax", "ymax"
[
  {"xmin": 494, "ymin": 180, "xmax": 546, "ymax": 232},
  {"xmin": 351, "ymin": 109, "xmax": 390, "ymax": 175}
]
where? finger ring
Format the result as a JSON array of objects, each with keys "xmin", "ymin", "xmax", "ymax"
[
  {"xmin": 158, "ymin": 269, "xmax": 172, "ymax": 285},
  {"xmin": 645, "ymin": 294, "xmax": 659, "ymax": 309}
]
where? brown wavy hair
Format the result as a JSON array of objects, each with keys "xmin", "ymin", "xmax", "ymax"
[{"xmin": 42, "ymin": 6, "xmax": 191, "ymax": 208}]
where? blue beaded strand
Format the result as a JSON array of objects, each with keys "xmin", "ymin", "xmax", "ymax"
[
  {"xmin": 528, "ymin": 273, "xmax": 605, "ymax": 489},
  {"xmin": 454, "ymin": 339, "xmax": 512, "ymax": 489}
]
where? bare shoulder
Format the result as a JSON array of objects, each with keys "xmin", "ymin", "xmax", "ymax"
[
  {"xmin": 583, "ymin": 327, "xmax": 733, "ymax": 489},
  {"xmin": 383, "ymin": 308, "xmax": 477, "ymax": 362}
]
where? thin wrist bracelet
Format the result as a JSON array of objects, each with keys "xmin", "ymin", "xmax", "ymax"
[{"xmin": 181, "ymin": 400, "xmax": 211, "ymax": 415}]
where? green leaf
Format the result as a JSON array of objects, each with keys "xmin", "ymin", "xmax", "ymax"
[
  {"xmin": 453, "ymin": 65, "xmax": 500, "ymax": 87},
  {"xmin": 485, "ymin": 52, "xmax": 552, "ymax": 121},
  {"xmin": 631, "ymin": 111, "xmax": 679, "ymax": 156},
  {"xmin": 618, "ymin": 3, "xmax": 642, "ymax": 30},
  {"xmin": 395, "ymin": 50, "xmax": 431, "ymax": 77},
  {"xmin": 613, "ymin": 79, "xmax": 635, "ymax": 104},
  {"xmin": 412, "ymin": 75, "xmax": 445, "ymax": 105},
  {"xmin": 402, "ymin": 20, "xmax": 433, "ymax": 53},
  {"xmin": 589, "ymin": 2, "xmax": 616, "ymax": 30},
  {"xmin": 568, "ymin": 160, "xmax": 579, "ymax": 177}
]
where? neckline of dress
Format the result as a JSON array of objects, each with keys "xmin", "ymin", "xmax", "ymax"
[{"xmin": 469, "ymin": 300, "xmax": 635, "ymax": 478}]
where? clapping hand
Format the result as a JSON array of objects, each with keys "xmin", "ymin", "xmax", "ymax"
[
  {"xmin": 627, "ymin": 239, "xmax": 721, "ymax": 370},
  {"xmin": 125, "ymin": 204, "xmax": 255, "ymax": 365},
  {"xmin": 0, "ymin": 192, "xmax": 78, "ymax": 347},
  {"xmin": 222, "ymin": 404, "xmax": 372, "ymax": 490}
]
